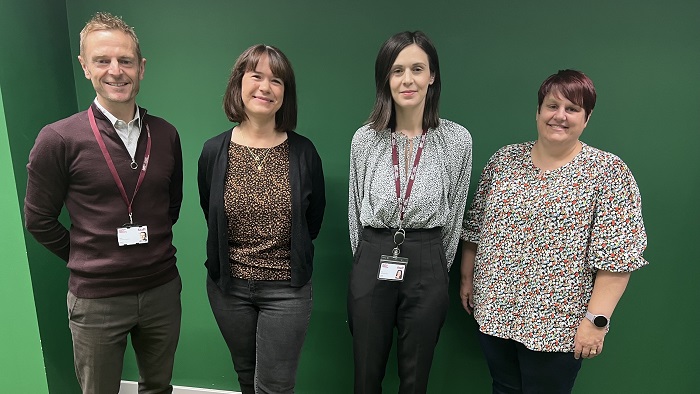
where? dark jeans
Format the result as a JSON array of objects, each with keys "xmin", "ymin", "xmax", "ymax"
[
  {"xmin": 477, "ymin": 332, "xmax": 583, "ymax": 394},
  {"xmin": 207, "ymin": 276, "xmax": 312, "ymax": 394},
  {"xmin": 348, "ymin": 227, "xmax": 449, "ymax": 394},
  {"xmin": 67, "ymin": 276, "xmax": 182, "ymax": 394}
]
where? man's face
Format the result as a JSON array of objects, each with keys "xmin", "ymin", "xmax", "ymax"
[{"xmin": 78, "ymin": 29, "xmax": 145, "ymax": 116}]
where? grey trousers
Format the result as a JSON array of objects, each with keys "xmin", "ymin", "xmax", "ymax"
[
  {"xmin": 67, "ymin": 276, "xmax": 182, "ymax": 394},
  {"xmin": 207, "ymin": 276, "xmax": 312, "ymax": 394}
]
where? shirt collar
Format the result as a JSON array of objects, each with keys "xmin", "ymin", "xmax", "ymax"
[{"xmin": 93, "ymin": 98, "xmax": 141, "ymax": 127}]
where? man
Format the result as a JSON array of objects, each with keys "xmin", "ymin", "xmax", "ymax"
[{"xmin": 24, "ymin": 12, "xmax": 183, "ymax": 394}]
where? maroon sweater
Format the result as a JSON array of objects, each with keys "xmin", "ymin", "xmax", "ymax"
[{"xmin": 25, "ymin": 103, "xmax": 183, "ymax": 298}]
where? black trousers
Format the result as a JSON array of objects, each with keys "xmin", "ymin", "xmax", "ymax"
[
  {"xmin": 348, "ymin": 227, "xmax": 449, "ymax": 394},
  {"xmin": 477, "ymin": 332, "xmax": 582, "ymax": 394}
]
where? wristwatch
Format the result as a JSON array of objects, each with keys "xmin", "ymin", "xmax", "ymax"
[{"xmin": 585, "ymin": 311, "xmax": 610, "ymax": 328}]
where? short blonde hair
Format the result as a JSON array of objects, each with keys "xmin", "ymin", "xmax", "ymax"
[{"xmin": 79, "ymin": 12, "xmax": 142, "ymax": 60}]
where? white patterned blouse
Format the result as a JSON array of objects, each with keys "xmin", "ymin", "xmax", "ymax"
[{"xmin": 349, "ymin": 119, "xmax": 472, "ymax": 268}]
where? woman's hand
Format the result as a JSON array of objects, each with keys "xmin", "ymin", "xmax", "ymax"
[
  {"xmin": 460, "ymin": 277, "xmax": 474, "ymax": 314},
  {"xmin": 460, "ymin": 241, "xmax": 477, "ymax": 314},
  {"xmin": 573, "ymin": 318, "xmax": 606, "ymax": 359},
  {"xmin": 574, "ymin": 270, "xmax": 631, "ymax": 359}
]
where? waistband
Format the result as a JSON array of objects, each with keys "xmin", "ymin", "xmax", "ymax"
[{"xmin": 362, "ymin": 226, "xmax": 442, "ymax": 240}]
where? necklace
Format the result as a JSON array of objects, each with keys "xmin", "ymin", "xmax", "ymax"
[{"xmin": 245, "ymin": 145, "xmax": 273, "ymax": 171}]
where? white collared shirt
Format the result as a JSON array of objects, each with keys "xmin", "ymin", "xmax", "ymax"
[{"xmin": 93, "ymin": 98, "xmax": 142, "ymax": 160}]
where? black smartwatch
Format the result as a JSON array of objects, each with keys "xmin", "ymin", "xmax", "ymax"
[{"xmin": 585, "ymin": 311, "xmax": 610, "ymax": 328}]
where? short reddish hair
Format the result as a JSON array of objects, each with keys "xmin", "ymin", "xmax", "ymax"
[{"xmin": 538, "ymin": 69, "xmax": 596, "ymax": 121}]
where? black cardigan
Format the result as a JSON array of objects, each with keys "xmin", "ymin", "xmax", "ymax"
[{"xmin": 197, "ymin": 129, "xmax": 326, "ymax": 288}]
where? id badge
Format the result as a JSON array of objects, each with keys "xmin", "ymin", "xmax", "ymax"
[
  {"xmin": 117, "ymin": 225, "xmax": 148, "ymax": 246},
  {"xmin": 377, "ymin": 254, "xmax": 408, "ymax": 281}
]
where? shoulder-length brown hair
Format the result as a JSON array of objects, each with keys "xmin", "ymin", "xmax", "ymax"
[
  {"xmin": 366, "ymin": 31, "xmax": 441, "ymax": 131},
  {"xmin": 223, "ymin": 44, "xmax": 297, "ymax": 132}
]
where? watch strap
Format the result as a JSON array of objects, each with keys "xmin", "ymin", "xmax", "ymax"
[{"xmin": 586, "ymin": 311, "xmax": 610, "ymax": 328}]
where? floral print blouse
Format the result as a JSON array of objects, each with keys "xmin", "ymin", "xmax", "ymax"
[{"xmin": 462, "ymin": 141, "xmax": 648, "ymax": 352}]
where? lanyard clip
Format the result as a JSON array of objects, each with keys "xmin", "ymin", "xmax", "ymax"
[
  {"xmin": 393, "ymin": 228, "xmax": 405, "ymax": 245},
  {"xmin": 129, "ymin": 212, "xmax": 133, "ymax": 225},
  {"xmin": 392, "ymin": 228, "xmax": 405, "ymax": 257}
]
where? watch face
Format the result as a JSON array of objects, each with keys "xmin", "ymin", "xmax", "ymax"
[{"xmin": 593, "ymin": 315, "xmax": 608, "ymax": 327}]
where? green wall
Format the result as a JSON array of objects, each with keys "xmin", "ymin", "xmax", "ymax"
[
  {"xmin": 3, "ymin": 0, "xmax": 698, "ymax": 393},
  {"xmin": 0, "ymin": 85, "xmax": 49, "ymax": 394},
  {"xmin": 0, "ymin": 0, "xmax": 81, "ymax": 392}
]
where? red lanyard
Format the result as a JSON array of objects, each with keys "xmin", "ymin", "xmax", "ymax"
[
  {"xmin": 391, "ymin": 129, "xmax": 427, "ymax": 226},
  {"xmin": 88, "ymin": 106, "xmax": 151, "ymax": 224}
]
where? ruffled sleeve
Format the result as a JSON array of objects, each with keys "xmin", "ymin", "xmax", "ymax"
[{"xmin": 588, "ymin": 157, "xmax": 648, "ymax": 271}]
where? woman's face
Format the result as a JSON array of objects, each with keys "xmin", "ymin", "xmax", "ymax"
[
  {"xmin": 241, "ymin": 54, "xmax": 284, "ymax": 119},
  {"xmin": 389, "ymin": 44, "xmax": 434, "ymax": 112},
  {"xmin": 536, "ymin": 91, "xmax": 589, "ymax": 146}
]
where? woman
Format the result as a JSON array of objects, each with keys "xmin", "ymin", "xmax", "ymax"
[
  {"xmin": 460, "ymin": 69, "xmax": 648, "ymax": 393},
  {"xmin": 198, "ymin": 45, "xmax": 325, "ymax": 394},
  {"xmin": 348, "ymin": 31, "xmax": 472, "ymax": 393}
]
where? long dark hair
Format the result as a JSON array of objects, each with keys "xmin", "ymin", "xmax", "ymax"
[{"xmin": 366, "ymin": 31, "xmax": 441, "ymax": 131}]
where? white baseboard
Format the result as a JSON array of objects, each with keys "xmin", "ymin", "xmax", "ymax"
[{"xmin": 119, "ymin": 380, "xmax": 241, "ymax": 394}]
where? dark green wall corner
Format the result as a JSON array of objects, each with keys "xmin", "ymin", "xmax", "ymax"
[
  {"xmin": 1, "ymin": 0, "xmax": 81, "ymax": 392},
  {"xmin": 0, "ymin": 85, "xmax": 49, "ymax": 394}
]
